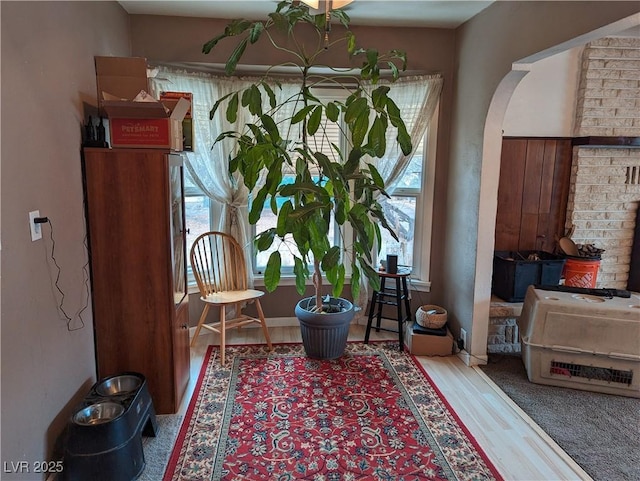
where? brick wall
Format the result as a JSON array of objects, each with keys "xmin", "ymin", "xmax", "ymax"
[{"xmin": 568, "ymin": 37, "xmax": 640, "ymax": 289}]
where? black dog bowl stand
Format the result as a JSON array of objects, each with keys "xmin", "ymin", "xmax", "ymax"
[{"xmin": 63, "ymin": 372, "xmax": 157, "ymax": 481}]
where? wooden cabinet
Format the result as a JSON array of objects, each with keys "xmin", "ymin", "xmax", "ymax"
[
  {"xmin": 495, "ymin": 138, "xmax": 573, "ymax": 252},
  {"xmin": 82, "ymin": 148, "xmax": 190, "ymax": 414}
]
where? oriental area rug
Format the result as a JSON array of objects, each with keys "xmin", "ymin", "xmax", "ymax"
[{"xmin": 163, "ymin": 342, "xmax": 503, "ymax": 481}]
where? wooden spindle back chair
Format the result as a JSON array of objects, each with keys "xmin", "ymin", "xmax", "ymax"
[{"xmin": 190, "ymin": 231, "xmax": 272, "ymax": 364}]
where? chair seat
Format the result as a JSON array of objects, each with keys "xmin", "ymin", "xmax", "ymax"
[{"xmin": 201, "ymin": 289, "xmax": 265, "ymax": 305}]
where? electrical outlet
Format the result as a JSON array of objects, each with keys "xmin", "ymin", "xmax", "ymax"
[
  {"xmin": 460, "ymin": 328, "xmax": 467, "ymax": 350},
  {"xmin": 29, "ymin": 210, "xmax": 42, "ymax": 241}
]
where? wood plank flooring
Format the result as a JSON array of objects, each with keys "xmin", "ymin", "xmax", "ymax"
[{"xmin": 180, "ymin": 324, "xmax": 592, "ymax": 481}]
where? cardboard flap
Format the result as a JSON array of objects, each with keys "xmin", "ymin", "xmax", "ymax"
[
  {"xmin": 95, "ymin": 56, "xmax": 149, "ymax": 112},
  {"xmin": 170, "ymin": 97, "xmax": 191, "ymax": 121}
]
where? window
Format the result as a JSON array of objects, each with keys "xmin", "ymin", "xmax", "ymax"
[
  {"xmin": 252, "ymin": 88, "xmax": 345, "ymax": 275},
  {"xmin": 377, "ymin": 106, "xmax": 438, "ymax": 286},
  {"xmin": 183, "ymin": 169, "xmax": 214, "ymax": 284},
  {"xmin": 377, "ymin": 139, "xmax": 423, "ymax": 269}
]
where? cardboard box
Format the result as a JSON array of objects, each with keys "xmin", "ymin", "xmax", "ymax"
[
  {"xmin": 160, "ymin": 92, "xmax": 194, "ymax": 151},
  {"xmin": 95, "ymin": 56, "xmax": 191, "ymax": 150},
  {"xmin": 404, "ymin": 322, "xmax": 455, "ymax": 356},
  {"xmin": 104, "ymin": 96, "xmax": 190, "ymax": 150}
]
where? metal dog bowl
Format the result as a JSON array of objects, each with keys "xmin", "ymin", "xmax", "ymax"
[
  {"xmin": 95, "ymin": 374, "xmax": 142, "ymax": 396},
  {"xmin": 73, "ymin": 402, "xmax": 124, "ymax": 426}
]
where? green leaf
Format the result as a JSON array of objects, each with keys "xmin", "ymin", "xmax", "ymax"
[
  {"xmin": 313, "ymin": 152, "xmax": 335, "ymax": 180},
  {"xmin": 344, "ymin": 97, "xmax": 367, "ymax": 124},
  {"xmin": 367, "ymin": 162, "xmax": 384, "ymax": 189},
  {"xmin": 386, "ymin": 96, "xmax": 402, "ymax": 126},
  {"xmin": 307, "ymin": 105, "xmax": 322, "ymax": 136},
  {"xmin": 261, "ymin": 82, "xmax": 277, "ymax": 108},
  {"xmin": 276, "ymin": 200, "xmax": 293, "ymax": 236},
  {"xmin": 202, "ymin": 33, "xmax": 227, "ymax": 54},
  {"xmin": 346, "ymin": 31, "xmax": 356, "ymax": 55},
  {"xmin": 291, "ymin": 105, "xmax": 315, "ymax": 124},
  {"xmin": 387, "ymin": 61, "xmax": 399, "ymax": 79},
  {"xmin": 344, "ymin": 147, "xmax": 362, "ymax": 175},
  {"xmin": 321, "ymin": 246, "xmax": 341, "ymax": 271},
  {"xmin": 293, "ymin": 257, "xmax": 307, "ymax": 295},
  {"xmin": 360, "ymin": 260, "xmax": 381, "ymax": 292},
  {"xmin": 249, "ymin": 188, "xmax": 268, "ymax": 224},
  {"xmin": 351, "ymin": 110, "xmax": 369, "ymax": 148},
  {"xmin": 226, "ymin": 92, "xmax": 239, "ymax": 123},
  {"xmin": 331, "ymin": 9, "xmax": 350, "ymax": 29},
  {"xmin": 335, "ymin": 198, "xmax": 347, "ymax": 224},
  {"xmin": 397, "ymin": 126, "xmax": 412, "ymax": 156},
  {"xmin": 264, "ymin": 251, "xmax": 282, "ymax": 292},
  {"xmin": 260, "ymin": 114, "xmax": 280, "ymax": 142},
  {"xmin": 350, "ymin": 263, "xmax": 360, "ymax": 301},
  {"xmin": 368, "ymin": 116, "xmax": 386, "ymax": 157},
  {"xmin": 209, "ymin": 92, "xmax": 234, "ymax": 120},
  {"xmin": 288, "ymin": 202, "xmax": 327, "ymax": 220},
  {"xmin": 249, "ymin": 22, "xmax": 264, "ymax": 43},
  {"xmin": 280, "ymin": 182, "xmax": 329, "ymax": 202},
  {"xmin": 366, "ymin": 49, "xmax": 378, "ymax": 67},
  {"xmin": 332, "ymin": 264, "xmax": 345, "ymax": 298},
  {"xmin": 326, "ymin": 102, "xmax": 339, "ymax": 122},
  {"xmin": 308, "ymin": 218, "xmax": 330, "ymax": 258},
  {"xmin": 248, "ymin": 84, "xmax": 262, "ymax": 115},
  {"xmin": 225, "ymin": 37, "xmax": 248, "ymax": 75},
  {"xmin": 371, "ymin": 85, "xmax": 390, "ymax": 110},
  {"xmin": 255, "ymin": 228, "xmax": 276, "ymax": 251}
]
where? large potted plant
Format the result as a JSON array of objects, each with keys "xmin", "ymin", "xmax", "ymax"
[{"xmin": 203, "ymin": 0, "xmax": 413, "ymax": 358}]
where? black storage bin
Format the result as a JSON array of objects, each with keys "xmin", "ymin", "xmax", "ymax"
[{"xmin": 492, "ymin": 250, "xmax": 566, "ymax": 302}]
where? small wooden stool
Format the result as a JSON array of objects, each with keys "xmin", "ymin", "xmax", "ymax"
[{"xmin": 364, "ymin": 268, "xmax": 412, "ymax": 350}]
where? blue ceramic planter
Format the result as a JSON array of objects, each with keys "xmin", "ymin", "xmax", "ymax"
[{"xmin": 295, "ymin": 297, "xmax": 354, "ymax": 359}]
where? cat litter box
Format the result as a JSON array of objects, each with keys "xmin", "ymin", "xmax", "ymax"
[{"xmin": 518, "ymin": 286, "xmax": 640, "ymax": 398}]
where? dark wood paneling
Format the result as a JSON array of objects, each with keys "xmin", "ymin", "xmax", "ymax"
[
  {"xmin": 495, "ymin": 139, "xmax": 527, "ymax": 250},
  {"xmin": 496, "ymin": 138, "xmax": 573, "ymax": 253}
]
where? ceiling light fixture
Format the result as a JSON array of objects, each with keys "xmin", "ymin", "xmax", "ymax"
[{"xmin": 301, "ymin": 0, "xmax": 355, "ymax": 48}]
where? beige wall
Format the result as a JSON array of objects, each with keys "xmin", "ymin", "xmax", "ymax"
[
  {"xmin": 1, "ymin": 1, "xmax": 130, "ymax": 475},
  {"xmin": 448, "ymin": 1, "xmax": 639, "ymax": 361}
]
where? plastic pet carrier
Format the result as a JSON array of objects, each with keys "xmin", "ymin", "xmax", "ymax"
[{"xmin": 518, "ymin": 286, "xmax": 640, "ymax": 398}]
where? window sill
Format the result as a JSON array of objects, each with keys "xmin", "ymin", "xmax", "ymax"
[
  {"xmin": 189, "ymin": 276, "xmax": 431, "ymax": 292},
  {"xmin": 253, "ymin": 275, "xmax": 432, "ymax": 292}
]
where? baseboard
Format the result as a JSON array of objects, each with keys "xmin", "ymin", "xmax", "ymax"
[
  {"xmin": 456, "ymin": 350, "xmax": 488, "ymax": 367},
  {"xmin": 188, "ymin": 317, "xmax": 299, "ymax": 337}
]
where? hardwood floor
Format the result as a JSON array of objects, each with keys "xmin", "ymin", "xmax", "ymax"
[{"xmin": 180, "ymin": 324, "xmax": 592, "ymax": 481}]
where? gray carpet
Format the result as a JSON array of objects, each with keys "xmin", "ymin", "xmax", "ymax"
[
  {"xmin": 140, "ymin": 414, "xmax": 184, "ymax": 480},
  {"xmin": 480, "ymin": 354, "xmax": 640, "ymax": 481}
]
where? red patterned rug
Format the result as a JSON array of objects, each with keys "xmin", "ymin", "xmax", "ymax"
[{"xmin": 164, "ymin": 342, "xmax": 503, "ymax": 480}]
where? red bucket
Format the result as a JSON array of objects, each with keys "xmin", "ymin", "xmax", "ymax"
[{"xmin": 563, "ymin": 257, "xmax": 600, "ymax": 288}]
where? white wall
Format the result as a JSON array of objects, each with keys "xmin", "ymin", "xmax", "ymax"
[{"xmin": 503, "ymin": 47, "xmax": 582, "ymax": 137}]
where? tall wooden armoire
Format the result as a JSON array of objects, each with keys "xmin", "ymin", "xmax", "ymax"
[{"xmin": 82, "ymin": 148, "xmax": 190, "ymax": 414}]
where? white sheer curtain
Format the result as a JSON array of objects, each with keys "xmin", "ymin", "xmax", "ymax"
[
  {"xmin": 149, "ymin": 67, "xmax": 298, "ymax": 284},
  {"xmin": 364, "ymin": 74, "xmax": 443, "ymax": 195},
  {"xmin": 354, "ymin": 74, "xmax": 443, "ymax": 317}
]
